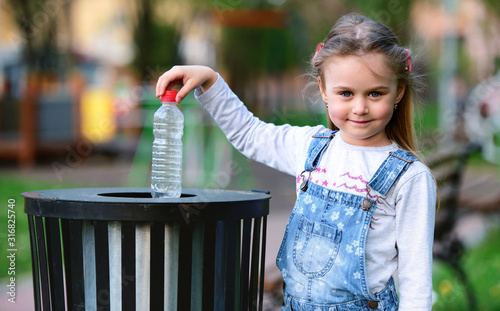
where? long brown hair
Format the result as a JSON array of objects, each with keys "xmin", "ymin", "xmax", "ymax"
[{"xmin": 310, "ymin": 13, "xmax": 425, "ymax": 157}]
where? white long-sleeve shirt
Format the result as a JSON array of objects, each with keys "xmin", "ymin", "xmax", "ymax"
[{"xmin": 195, "ymin": 74, "xmax": 436, "ymax": 310}]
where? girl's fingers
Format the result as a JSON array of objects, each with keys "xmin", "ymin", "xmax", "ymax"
[
  {"xmin": 155, "ymin": 67, "xmax": 184, "ymax": 97},
  {"xmin": 155, "ymin": 76, "xmax": 169, "ymax": 97},
  {"xmin": 156, "ymin": 66, "xmax": 210, "ymax": 102},
  {"xmin": 176, "ymin": 80, "xmax": 197, "ymax": 103}
]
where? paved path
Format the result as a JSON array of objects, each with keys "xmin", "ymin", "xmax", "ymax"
[{"xmin": 1, "ymin": 275, "xmax": 34, "ymax": 311}]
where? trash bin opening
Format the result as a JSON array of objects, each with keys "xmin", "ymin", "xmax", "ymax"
[{"xmin": 97, "ymin": 192, "xmax": 196, "ymax": 198}]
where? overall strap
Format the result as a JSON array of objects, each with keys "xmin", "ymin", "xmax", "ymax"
[
  {"xmin": 367, "ymin": 149, "xmax": 419, "ymax": 197},
  {"xmin": 304, "ymin": 131, "xmax": 338, "ymax": 171},
  {"xmin": 300, "ymin": 130, "xmax": 337, "ymax": 191}
]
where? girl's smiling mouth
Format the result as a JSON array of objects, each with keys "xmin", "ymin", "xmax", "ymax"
[{"xmin": 349, "ymin": 119, "xmax": 372, "ymax": 125}]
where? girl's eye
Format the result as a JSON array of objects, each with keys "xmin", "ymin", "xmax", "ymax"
[
  {"xmin": 370, "ymin": 92, "xmax": 381, "ymax": 98},
  {"xmin": 340, "ymin": 91, "xmax": 352, "ymax": 97}
]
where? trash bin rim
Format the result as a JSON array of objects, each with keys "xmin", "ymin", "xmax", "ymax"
[
  {"xmin": 21, "ymin": 187, "xmax": 271, "ymax": 202},
  {"xmin": 22, "ymin": 187, "xmax": 270, "ymax": 222}
]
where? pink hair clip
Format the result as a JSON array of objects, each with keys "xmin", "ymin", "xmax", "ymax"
[
  {"xmin": 405, "ymin": 48, "xmax": 412, "ymax": 73},
  {"xmin": 312, "ymin": 42, "xmax": 324, "ymax": 67}
]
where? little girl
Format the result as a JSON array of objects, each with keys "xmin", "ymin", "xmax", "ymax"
[{"xmin": 156, "ymin": 13, "xmax": 436, "ymax": 311}]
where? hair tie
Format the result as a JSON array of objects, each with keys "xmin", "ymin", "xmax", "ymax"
[
  {"xmin": 312, "ymin": 43, "xmax": 324, "ymax": 67},
  {"xmin": 404, "ymin": 48, "xmax": 412, "ymax": 73}
]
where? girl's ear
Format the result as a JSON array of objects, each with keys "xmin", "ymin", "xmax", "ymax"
[
  {"xmin": 396, "ymin": 84, "xmax": 406, "ymax": 103},
  {"xmin": 318, "ymin": 77, "xmax": 328, "ymax": 103}
]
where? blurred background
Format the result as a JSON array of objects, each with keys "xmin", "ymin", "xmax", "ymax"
[{"xmin": 1, "ymin": 0, "xmax": 500, "ymax": 310}]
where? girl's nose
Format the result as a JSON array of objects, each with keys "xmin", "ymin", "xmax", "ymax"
[{"xmin": 352, "ymin": 98, "xmax": 368, "ymax": 115}]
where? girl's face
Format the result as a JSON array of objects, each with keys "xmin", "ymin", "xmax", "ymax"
[{"xmin": 319, "ymin": 53, "xmax": 405, "ymax": 147}]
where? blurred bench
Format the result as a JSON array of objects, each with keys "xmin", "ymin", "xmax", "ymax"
[{"xmin": 459, "ymin": 169, "xmax": 500, "ymax": 214}]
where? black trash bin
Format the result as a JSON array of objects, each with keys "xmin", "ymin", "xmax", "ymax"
[{"xmin": 22, "ymin": 188, "xmax": 271, "ymax": 311}]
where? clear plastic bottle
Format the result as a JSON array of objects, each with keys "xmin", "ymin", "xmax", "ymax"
[{"xmin": 151, "ymin": 90, "xmax": 184, "ymax": 198}]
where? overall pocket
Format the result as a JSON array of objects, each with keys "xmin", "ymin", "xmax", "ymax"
[
  {"xmin": 293, "ymin": 216, "xmax": 342, "ymax": 278},
  {"xmin": 276, "ymin": 211, "xmax": 296, "ymax": 271}
]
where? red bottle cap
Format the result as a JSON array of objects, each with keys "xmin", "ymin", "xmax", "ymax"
[{"xmin": 160, "ymin": 90, "xmax": 178, "ymax": 102}]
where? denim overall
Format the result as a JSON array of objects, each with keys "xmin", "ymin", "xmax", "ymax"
[{"xmin": 277, "ymin": 131, "xmax": 417, "ymax": 311}]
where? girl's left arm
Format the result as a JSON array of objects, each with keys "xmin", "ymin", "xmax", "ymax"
[{"xmin": 395, "ymin": 169, "xmax": 437, "ymax": 311}]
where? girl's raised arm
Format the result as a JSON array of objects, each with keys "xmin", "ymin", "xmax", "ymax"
[{"xmin": 155, "ymin": 65, "xmax": 218, "ymax": 103}]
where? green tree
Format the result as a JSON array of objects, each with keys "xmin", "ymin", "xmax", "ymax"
[
  {"xmin": 131, "ymin": 0, "xmax": 180, "ymax": 81},
  {"xmin": 5, "ymin": 0, "xmax": 72, "ymax": 71}
]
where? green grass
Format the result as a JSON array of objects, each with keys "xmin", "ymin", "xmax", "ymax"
[
  {"xmin": 0, "ymin": 173, "xmax": 83, "ymax": 281},
  {"xmin": 433, "ymin": 226, "xmax": 500, "ymax": 310},
  {"xmin": 416, "ymin": 102, "xmax": 440, "ymax": 134}
]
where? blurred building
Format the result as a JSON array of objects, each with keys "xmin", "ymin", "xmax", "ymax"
[
  {"xmin": 0, "ymin": 0, "xmax": 139, "ymax": 167},
  {"xmin": 412, "ymin": 0, "xmax": 500, "ymax": 80}
]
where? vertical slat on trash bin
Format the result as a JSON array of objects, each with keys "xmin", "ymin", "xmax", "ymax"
[
  {"xmin": 191, "ymin": 222, "xmax": 204, "ymax": 311},
  {"xmin": 82, "ymin": 221, "xmax": 96, "ymax": 311},
  {"xmin": 150, "ymin": 222, "xmax": 164, "ymax": 310},
  {"xmin": 121, "ymin": 222, "xmax": 135, "ymax": 310},
  {"xmin": 178, "ymin": 224, "xmax": 193, "ymax": 311},
  {"xmin": 202, "ymin": 221, "xmax": 216, "ymax": 311},
  {"xmin": 45, "ymin": 218, "xmax": 65, "ymax": 311},
  {"xmin": 95, "ymin": 221, "xmax": 110, "ymax": 310},
  {"xmin": 28, "ymin": 216, "xmax": 41, "ymax": 311},
  {"xmin": 259, "ymin": 216, "xmax": 267, "ymax": 311},
  {"xmin": 164, "ymin": 223, "xmax": 179, "ymax": 311},
  {"xmin": 249, "ymin": 217, "xmax": 262, "ymax": 310},
  {"xmin": 214, "ymin": 221, "xmax": 226, "ymax": 311},
  {"xmin": 240, "ymin": 218, "xmax": 252, "ymax": 311},
  {"xmin": 62, "ymin": 219, "xmax": 85, "ymax": 311},
  {"xmin": 135, "ymin": 222, "xmax": 151, "ymax": 310},
  {"xmin": 108, "ymin": 221, "xmax": 122, "ymax": 311},
  {"xmin": 225, "ymin": 220, "xmax": 241, "ymax": 311},
  {"xmin": 35, "ymin": 217, "xmax": 51, "ymax": 310}
]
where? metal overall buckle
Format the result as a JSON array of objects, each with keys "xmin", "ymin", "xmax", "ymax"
[
  {"xmin": 361, "ymin": 197, "xmax": 375, "ymax": 211},
  {"xmin": 299, "ymin": 167, "xmax": 315, "ymax": 192},
  {"xmin": 361, "ymin": 185, "xmax": 376, "ymax": 211}
]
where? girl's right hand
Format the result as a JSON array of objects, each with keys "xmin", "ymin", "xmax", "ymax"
[{"xmin": 155, "ymin": 65, "xmax": 218, "ymax": 103}]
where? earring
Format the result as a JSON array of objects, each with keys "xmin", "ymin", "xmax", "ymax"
[{"xmin": 394, "ymin": 103, "xmax": 398, "ymax": 110}]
